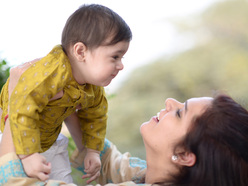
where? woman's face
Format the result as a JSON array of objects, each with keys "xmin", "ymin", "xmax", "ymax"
[{"xmin": 140, "ymin": 97, "xmax": 213, "ymax": 158}]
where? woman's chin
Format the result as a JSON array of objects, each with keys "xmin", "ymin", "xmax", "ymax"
[{"xmin": 140, "ymin": 121, "xmax": 149, "ymax": 134}]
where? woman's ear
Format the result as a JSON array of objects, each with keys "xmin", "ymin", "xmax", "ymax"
[
  {"xmin": 176, "ymin": 152, "xmax": 196, "ymax": 167},
  {"xmin": 72, "ymin": 42, "xmax": 87, "ymax": 62}
]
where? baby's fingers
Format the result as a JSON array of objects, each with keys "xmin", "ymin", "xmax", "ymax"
[
  {"xmin": 82, "ymin": 173, "xmax": 91, "ymax": 179},
  {"xmin": 37, "ymin": 172, "xmax": 49, "ymax": 181},
  {"xmin": 37, "ymin": 162, "xmax": 51, "ymax": 181},
  {"xmin": 84, "ymin": 162, "xmax": 100, "ymax": 174},
  {"xmin": 85, "ymin": 171, "xmax": 100, "ymax": 184},
  {"xmin": 84, "ymin": 159, "xmax": 90, "ymax": 171},
  {"xmin": 42, "ymin": 162, "xmax": 51, "ymax": 174}
]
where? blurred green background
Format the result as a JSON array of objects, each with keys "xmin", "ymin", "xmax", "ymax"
[
  {"xmin": 106, "ymin": 0, "xmax": 248, "ymax": 161},
  {"xmin": 1, "ymin": 0, "xmax": 248, "ymax": 184}
]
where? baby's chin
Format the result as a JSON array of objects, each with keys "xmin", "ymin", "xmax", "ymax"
[{"xmin": 102, "ymin": 79, "xmax": 113, "ymax": 87}]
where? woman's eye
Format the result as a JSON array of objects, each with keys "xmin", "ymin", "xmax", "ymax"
[{"xmin": 176, "ymin": 109, "xmax": 181, "ymax": 118}]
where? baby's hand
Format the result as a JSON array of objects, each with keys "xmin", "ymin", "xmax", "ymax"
[
  {"xmin": 82, "ymin": 148, "xmax": 101, "ymax": 184},
  {"xmin": 19, "ymin": 153, "xmax": 51, "ymax": 181}
]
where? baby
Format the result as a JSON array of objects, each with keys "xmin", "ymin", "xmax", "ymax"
[{"xmin": 0, "ymin": 4, "xmax": 132, "ymax": 184}]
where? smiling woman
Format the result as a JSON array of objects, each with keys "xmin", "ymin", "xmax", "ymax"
[
  {"xmin": 143, "ymin": 94, "xmax": 248, "ymax": 186},
  {"xmin": 140, "ymin": 97, "xmax": 212, "ymax": 183},
  {"xmin": 1, "ymin": 93, "xmax": 248, "ymax": 185}
]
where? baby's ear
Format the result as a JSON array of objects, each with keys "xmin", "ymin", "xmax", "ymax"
[
  {"xmin": 73, "ymin": 42, "xmax": 87, "ymax": 62},
  {"xmin": 176, "ymin": 152, "xmax": 196, "ymax": 167}
]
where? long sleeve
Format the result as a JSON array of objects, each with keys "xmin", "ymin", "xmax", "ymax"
[{"xmin": 77, "ymin": 86, "xmax": 108, "ymax": 151}]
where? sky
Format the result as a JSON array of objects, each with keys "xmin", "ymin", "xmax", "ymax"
[{"xmin": 0, "ymin": 0, "xmax": 220, "ymax": 93}]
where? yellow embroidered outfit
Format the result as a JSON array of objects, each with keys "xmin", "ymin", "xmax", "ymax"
[{"xmin": 0, "ymin": 45, "xmax": 108, "ymax": 155}]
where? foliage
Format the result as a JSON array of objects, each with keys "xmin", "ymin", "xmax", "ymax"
[
  {"xmin": 106, "ymin": 0, "xmax": 248, "ymax": 160},
  {"xmin": 0, "ymin": 59, "xmax": 10, "ymax": 91}
]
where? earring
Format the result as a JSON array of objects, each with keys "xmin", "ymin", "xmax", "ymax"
[{"xmin": 172, "ymin": 155, "xmax": 178, "ymax": 161}]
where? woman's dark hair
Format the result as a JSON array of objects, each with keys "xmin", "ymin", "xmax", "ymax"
[
  {"xmin": 61, "ymin": 4, "xmax": 132, "ymax": 53},
  {"xmin": 173, "ymin": 94, "xmax": 248, "ymax": 186}
]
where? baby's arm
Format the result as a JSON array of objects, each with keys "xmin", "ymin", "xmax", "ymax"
[
  {"xmin": 82, "ymin": 148, "xmax": 101, "ymax": 184},
  {"xmin": 65, "ymin": 113, "xmax": 101, "ymax": 183},
  {"xmin": 64, "ymin": 112, "xmax": 85, "ymax": 151},
  {"xmin": 18, "ymin": 153, "xmax": 51, "ymax": 181}
]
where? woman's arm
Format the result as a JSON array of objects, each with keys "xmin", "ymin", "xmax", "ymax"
[
  {"xmin": 0, "ymin": 59, "xmax": 37, "ymax": 157},
  {"xmin": 0, "ymin": 117, "xmax": 15, "ymax": 157},
  {"xmin": 0, "ymin": 59, "xmax": 27, "ymax": 157}
]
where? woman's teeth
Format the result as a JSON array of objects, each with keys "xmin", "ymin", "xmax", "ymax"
[{"xmin": 157, "ymin": 112, "xmax": 160, "ymax": 121}]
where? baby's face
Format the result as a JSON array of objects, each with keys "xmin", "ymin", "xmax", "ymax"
[{"xmin": 79, "ymin": 40, "xmax": 130, "ymax": 87}]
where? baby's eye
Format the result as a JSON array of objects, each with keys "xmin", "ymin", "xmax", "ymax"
[{"xmin": 113, "ymin": 56, "xmax": 119, "ymax": 60}]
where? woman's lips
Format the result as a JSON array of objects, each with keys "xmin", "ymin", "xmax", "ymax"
[{"xmin": 152, "ymin": 116, "xmax": 159, "ymax": 123}]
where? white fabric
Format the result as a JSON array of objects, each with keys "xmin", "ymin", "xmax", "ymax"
[
  {"xmin": 0, "ymin": 132, "xmax": 73, "ymax": 183},
  {"xmin": 41, "ymin": 133, "xmax": 73, "ymax": 183}
]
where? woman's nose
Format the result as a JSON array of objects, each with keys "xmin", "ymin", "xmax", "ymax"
[{"xmin": 165, "ymin": 98, "xmax": 182, "ymax": 111}]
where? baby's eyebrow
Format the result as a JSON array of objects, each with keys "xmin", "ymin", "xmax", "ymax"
[{"xmin": 114, "ymin": 49, "xmax": 126, "ymax": 54}]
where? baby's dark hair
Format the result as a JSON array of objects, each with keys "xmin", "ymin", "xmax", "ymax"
[{"xmin": 61, "ymin": 4, "xmax": 132, "ymax": 53}]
